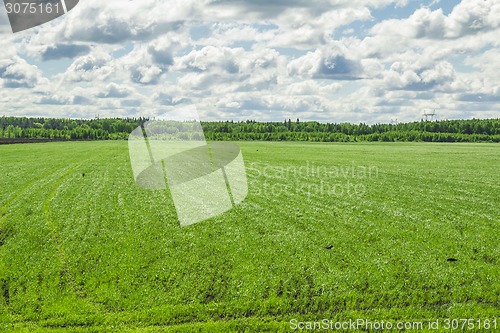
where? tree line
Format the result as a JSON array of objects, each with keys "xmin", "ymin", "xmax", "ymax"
[
  {"xmin": 0, "ymin": 117, "xmax": 147, "ymax": 141},
  {"xmin": 0, "ymin": 116, "xmax": 499, "ymax": 143}
]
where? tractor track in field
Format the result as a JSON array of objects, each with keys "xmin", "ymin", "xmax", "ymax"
[
  {"xmin": 40, "ymin": 156, "xmax": 106, "ymax": 299},
  {"xmin": 0, "ymin": 165, "xmax": 68, "ymax": 221},
  {"xmin": 1, "ymin": 155, "xmax": 101, "ymax": 302},
  {"xmin": 0, "ymin": 152, "xmax": 103, "ymax": 229},
  {"xmin": 0, "ymin": 165, "xmax": 75, "ymax": 250},
  {"xmin": 0, "ymin": 163, "xmax": 85, "ymax": 307},
  {"xmin": 42, "ymin": 162, "xmax": 84, "ymax": 298}
]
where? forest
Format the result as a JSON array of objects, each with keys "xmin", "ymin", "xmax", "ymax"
[{"xmin": 0, "ymin": 116, "xmax": 499, "ymax": 143}]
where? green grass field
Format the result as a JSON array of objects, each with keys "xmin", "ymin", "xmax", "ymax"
[{"xmin": 0, "ymin": 141, "xmax": 499, "ymax": 332}]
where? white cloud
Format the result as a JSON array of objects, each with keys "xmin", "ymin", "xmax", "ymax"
[
  {"xmin": 174, "ymin": 46, "xmax": 283, "ymax": 94},
  {"xmin": 62, "ymin": 52, "xmax": 114, "ymax": 82},
  {"xmin": 96, "ymin": 83, "xmax": 133, "ymax": 98},
  {"xmin": 0, "ymin": 56, "xmax": 45, "ymax": 88},
  {"xmin": 0, "ymin": 0, "xmax": 499, "ymax": 123},
  {"xmin": 287, "ymin": 48, "xmax": 363, "ymax": 80},
  {"xmin": 380, "ymin": 60, "xmax": 456, "ymax": 91},
  {"xmin": 371, "ymin": 0, "xmax": 500, "ymax": 40},
  {"xmin": 446, "ymin": 0, "xmax": 500, "ymax": 38},
  {"xmin": 174, "ymin": 46, "xmax": 242, "ymax": 73}
]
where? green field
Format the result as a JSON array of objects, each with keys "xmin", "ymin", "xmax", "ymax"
[{"xmin": 0, "ymin": 141, "xmax": 499, "ymax": 332}]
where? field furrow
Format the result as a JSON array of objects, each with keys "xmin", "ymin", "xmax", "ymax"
[{"xmin": 0, "ymin": 141, "xmax": 499, "ymax": 332}]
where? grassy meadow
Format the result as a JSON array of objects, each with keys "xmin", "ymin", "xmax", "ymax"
[{"xmin": 0, "ymin": 141, "xmax": 499, "ymax": 332}]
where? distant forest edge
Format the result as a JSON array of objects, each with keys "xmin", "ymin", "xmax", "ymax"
[{"xmin": 0, "ymin": 116, "xmax": 499, "ymax": 143}]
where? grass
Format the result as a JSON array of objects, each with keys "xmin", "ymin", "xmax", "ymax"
[{"xmin": 0, "ymin": 141, "xmax": 499, "ymax": 332}]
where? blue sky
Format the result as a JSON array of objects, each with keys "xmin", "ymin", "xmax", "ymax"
[{"xmin": 0, "ymin": 0, "xmax": 499, "ymax": 123}]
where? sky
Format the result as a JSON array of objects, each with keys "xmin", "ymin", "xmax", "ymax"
[{"xmin": 0, "ymin": 0, "xmax": 499, "ymax": 123}]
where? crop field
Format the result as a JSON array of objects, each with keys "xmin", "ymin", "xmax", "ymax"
[{"xmin": 0, "ymin": 141, "xmax": 499, "ymax": 332}]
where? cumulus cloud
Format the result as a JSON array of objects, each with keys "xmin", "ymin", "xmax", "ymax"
[
  {"xmin": 288, "ymin": 49, "xmax": 363, "ymax": 80},
  {"xmin": 36, "ymin": 94, "xmax": 91, "ymax": 105},
  {"xmin": 41, "ymin": 44, "xmax": 91, "ymax": 61},
  {"xmin": 42, "ymin": 44, "xmax": 90, "ymax": 61},
  {"xmin": 174, "ymin": 46, "xmax": 283, "ymax": 93},
  {"xmin": 62, "ymin": 52, "xmax": 114, "ymax": 82},
  {"xmin": 446, "ymin": 0, "xmax": 500, "ymax": 38},
  {"xmin": 382, "ymin": 60, "xmax": 456, "ymax": 91},
  {"xmin": 0, "ymin": 56, "xmax": 44, "ymax": 88},
  {"xmin": 57, "ymin": 0, "xmax": 194, "ymax": 44},
  {"xmin": 0, "ymin": 0, "xmax": 499, "ymax": 123},
  {"xmin": 285, "ymin": 80, "xmax": 342, "ymax": 95},
  {"xmin": 130, "ymin": 65, "xmax": 163, "ymax": 85},
  {"xmin": 96, "ymin": 83, "xmax": 133, "ymax": 98},
  {"xmin": 152, "ymin": 31, "xmax": 190, "ymax": 60},
  {"xmin": 371, "ymin": 0, "xmax": 500, "ymax": 40},
  {"xmin": 153, "ymin": 91, "xmax": 190, "ymax": 106},
  {"xmin": 175, "ymin": 46, "xmax": 241, "ymax": 73},
  {"xmin": 207, "ymin": 0, "xmax": 409, "ymax": 17}
]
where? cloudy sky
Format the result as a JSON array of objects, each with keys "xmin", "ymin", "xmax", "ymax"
[{"xmin": 1, "ymin": 0, "xmax": 499, "ymax": 123}]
